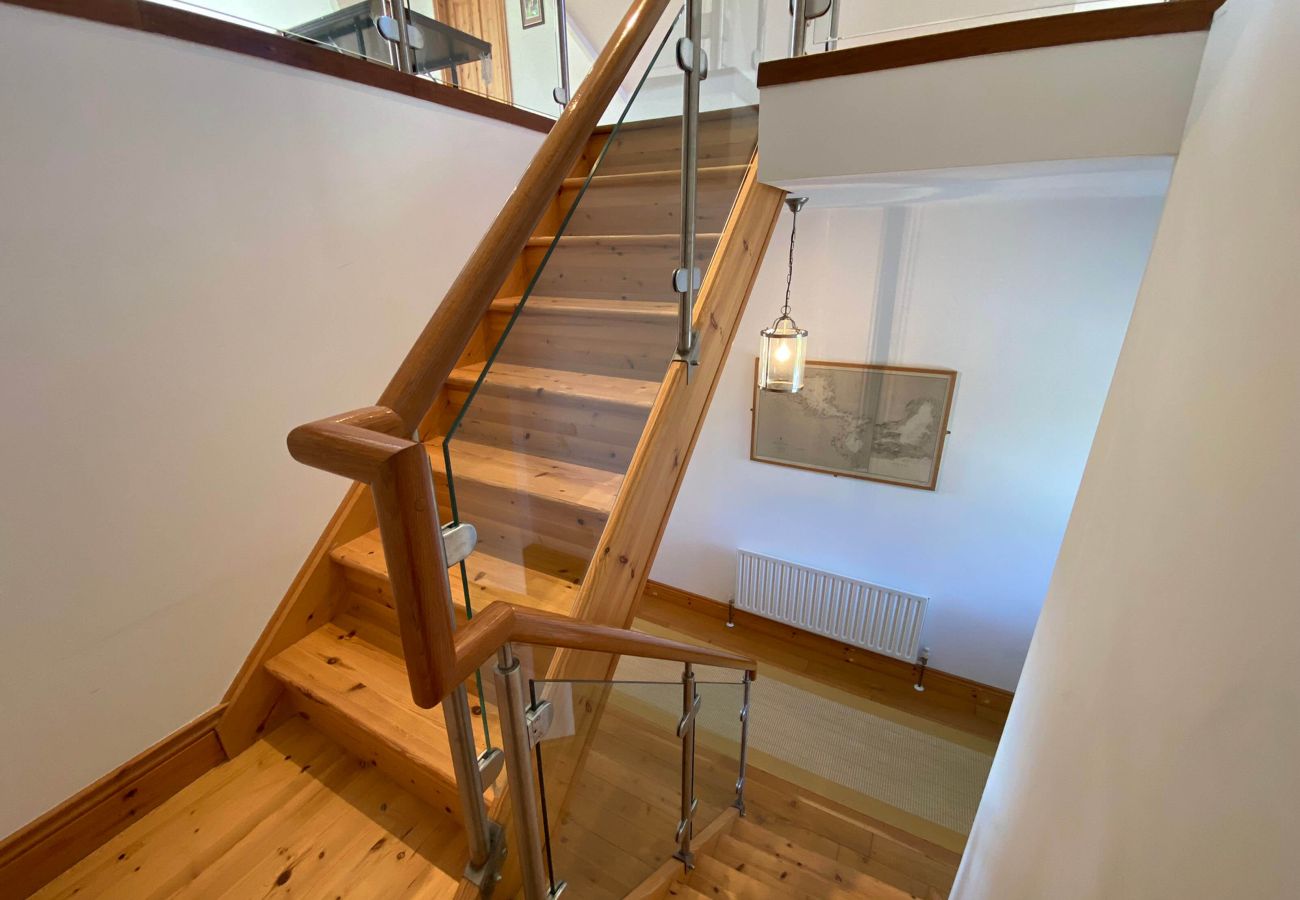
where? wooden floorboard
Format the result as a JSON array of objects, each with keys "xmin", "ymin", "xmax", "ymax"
[{"xmin": 33, "ymin": 719, "xmax": 466, "ymax": 899}]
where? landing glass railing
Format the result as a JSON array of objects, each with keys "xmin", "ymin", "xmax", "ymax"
[
  {"xmin": 527, "ymin": 657, "xmax": 748, "ymax": 897},
  {"xmin": 781, "ymin": 0, "xmax": 1178, "ymax": 57},
  {"xmin": 148, "ymin": 0, "xmax": 615, "ymax": 118}
]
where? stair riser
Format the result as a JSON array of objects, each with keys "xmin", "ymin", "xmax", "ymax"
[
  {"xmin": 558, "ymin": 168, "xmax": 746, "ymax": 236},
  {"xmin": 523, "ymin": 237, "xmax": 719, "ymax": 303},
  {"xmin": 441, "ymin": 499, "xmax": 608, "ymax": 561},
  {"xmin": 447, "ymin": 388, "xmax": 651, "ymax": 472},
  {"xmin": 335, "ymin": 593, "xmax": 545, "ymax": 707},
  {"xmin": 434, "ymin": 476, "xmax": 608, "ymax": 561},
  {"xmin": 487, "ymin": 310, "xmax": 678, "ymax": 379},
  {"xmin": 583, "ymin": 110, "xmax": 758, "ymax": 176}
]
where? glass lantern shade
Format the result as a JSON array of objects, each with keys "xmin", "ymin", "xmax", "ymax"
[{"xmin": 758, "ymin": 316, "xmax": 808, "ymax": 392}]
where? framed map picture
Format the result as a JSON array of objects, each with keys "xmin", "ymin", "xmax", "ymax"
[{"xmin": 751, "ymin": 360, "xmax": 957, "ymax": 491}]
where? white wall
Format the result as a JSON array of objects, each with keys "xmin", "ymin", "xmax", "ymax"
[
  {"xmin": 758, "ymin": 31, "xmax": 1206, "ymax": 184},
  {"xmin": 0, "ymin": 4, "xmax": 541, "ymax": 838},
  {"xmin": 652, "ymin": 196, "xmax": 1161, "ymax": 690},
  {"xmin": 955, "ymin": 0, "xmax": 1300, "ymax": 895}
]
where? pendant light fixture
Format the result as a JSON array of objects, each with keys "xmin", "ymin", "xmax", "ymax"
[{"xmin": 758, "ymin": 196, "xmax": 810, "ymax": 392}]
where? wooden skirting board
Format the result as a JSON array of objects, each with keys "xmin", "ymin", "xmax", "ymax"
[
  {"xmin": 0, "ymin": 706, "xmax": 228, "ymax": 899},
  {"xmin": 2, "ymin": 0, "xmax": 552, "ymax": 133},
  {"xmin": 641, "ymin": 579, "xmax": 1013, "ymax": 735},
  {"xmin": 756, "ymin": 0, "xmax": 1226, "ymax": 88}
]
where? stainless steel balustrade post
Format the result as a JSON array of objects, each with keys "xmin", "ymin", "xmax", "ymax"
[
  {"xmin": 672, "ymin": 0, "xmax": 704, "ymax": 377},
  {"xmin": 496, "ymin": 643, "xmax": 552, "ymax": 900},
  {"xmin": 827, "ymin": 0, "xmax": 841, "ymax": 51},
  {"xmin": 674, "ymin": 663, "xmax": 700, "ymax": 868},
  {"xmin": 790, "ymin": 0, "xmax": 808, "ymax": 57},
  {"xmin": 553, "ymin": 0, "xmax": 572, "ymax": 106},
  {"xmin": 441, "ymin": 684, "xmax": 501, "ymax": 882},
  {"xmin": 385, "ymin": 0, "xmax": 414, "ymax": 73},
  {"xmin": 735, "ymin": 670, "xmax": 751, "ymax": 815}
]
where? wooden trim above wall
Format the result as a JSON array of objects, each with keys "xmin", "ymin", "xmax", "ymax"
[
  {"xmin": 756, "ymin": 0, "xmax": 1226, "ymax": 88},
  {"xmin": 0, "ymin": 705, "xmax": 228, "ymax": 899},
  {"xmin": 3, "ymin": 0, "xmax": 553, "ymax": 133}
]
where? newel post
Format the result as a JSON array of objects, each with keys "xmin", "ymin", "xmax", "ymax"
[{"xmin": 369, "ymin": 442, "xmax": 458, "ymax": 707}]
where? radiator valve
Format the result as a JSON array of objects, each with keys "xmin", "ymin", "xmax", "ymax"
[{"xmin": 913, "ymin": 647, "xmax": 931, "ymax": 692}]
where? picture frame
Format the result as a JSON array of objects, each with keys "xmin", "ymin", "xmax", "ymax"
[
  {"xmin": 520, "ymin": 0, "xmax": 545, "ymax": 28},
  {"xmin": 751, "ymin": 359, "xmax": 957, "ymax": 491}
]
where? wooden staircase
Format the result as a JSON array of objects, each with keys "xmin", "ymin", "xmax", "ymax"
[
  {"xmin": 10, "ymin": 0, "xmax": 797, "ymax": 890},
  {"xmin": 251, "ymin": 104, "xmax": 765, "ymax": 852}
]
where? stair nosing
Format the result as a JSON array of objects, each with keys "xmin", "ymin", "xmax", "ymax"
[
  {"xmin": 561, "ymin": 162, "xmax": 749, "ymax": 190},
  {"xmin": 525, "ymin": 232, "xmax": 722, "ymax": 248},
  {"xmin": 447, "ymin": 361, "xmax": 658, "ymax": 413},
  {"xmin": 489, "ymin": 295, "xmax": 678, "ymax": 320}
]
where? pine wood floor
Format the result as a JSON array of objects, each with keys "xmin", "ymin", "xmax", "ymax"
[{"xmin": 34, "ymin": 719, "xmax": 467, "ymax": 899}]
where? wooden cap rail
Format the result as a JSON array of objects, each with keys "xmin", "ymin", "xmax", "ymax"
[
  {"xmin": 287, "ymin": 406, "xmax": 412, "ymax": 481},
  {"xmin": 756, "ymin": 0, "xmax": 1225, "ymax": 88},
  {"xmin": 451, "ymin": 602, "xmax": 758, "ymax": 689},
  {"xmin": 377, "ymin": 0, "xmax": 673, "ymax": 431}
]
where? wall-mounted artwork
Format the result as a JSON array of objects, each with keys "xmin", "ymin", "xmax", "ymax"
[
  {"xmin": 752, "ymin": 360, "xmax": 957, "ymax": 491},
  {"xmin": 520, "ymin": 0, "xmax": 545, "ymax": 28}
]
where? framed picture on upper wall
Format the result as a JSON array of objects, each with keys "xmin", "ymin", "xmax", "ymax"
[
  {"xmin": 520, "ymin": 0, "xmax": 545, "ymax": 28},
  {"xmin": 751, "ymin": 360, "xmax": 957, "ymax": 491}
]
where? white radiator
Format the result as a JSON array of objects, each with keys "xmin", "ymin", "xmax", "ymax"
[{"xmin": 735, "ymin": 549, "xmax": 928, "ymax": 662}]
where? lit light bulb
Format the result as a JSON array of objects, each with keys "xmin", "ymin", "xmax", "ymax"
[{"xmin": 775, "ymin": 342, "xmax": 791, "ymax": 362}]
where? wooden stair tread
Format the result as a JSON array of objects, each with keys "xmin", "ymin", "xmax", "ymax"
[
  {"xmin": 525, "ymin": 232, "xmax": 721, "ymax": 248},
  {"xmin": 729, "ymin": 817, "xmax": 912, "ymax": 897},
  {"xmin": 490, "ymin": 295, "xmax": 678, "ymax": 320},
  {"xmin": 448, "ymin": 361, "xmax": 659, "ymax": 411},
  {"xmin": 664, "ymin": 885, "xmax": 713, "ymax": 899},
  {"xmin": 714, "ymin": 833, "xmax": 855, "ymax": 899},
  {"xmin": 718, "ymin": 828, "xmax": 910, "ymax": 900},
  {"xmin": 686, "ymin": 852, "xmax": 794, "ymax": 899},
  {"xmin": 331, "ymin": 529, "xmax": 583, "ymax": 617},
  {"xmin": 561, "ymin": 162, "xmax": 749, "ymax": 190},
  {"xmin": 265, "ymin": 619, "xmax": 497, "ymax": 810},
  {"xmin": 426, "ymin": 439, "xmax": 621, "ymax": 516}
]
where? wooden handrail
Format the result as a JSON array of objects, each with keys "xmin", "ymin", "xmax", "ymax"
[
  {"xmin": 450, "ymin": 602, "xmax": 757, "ymax": 687},
  {"xmin": 287, "ymin": 406, "xmax": 413, "ymax": 482},
  {"xmin": 377, "ymin": 0, "xmax": 673, "ymax": 431}
]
